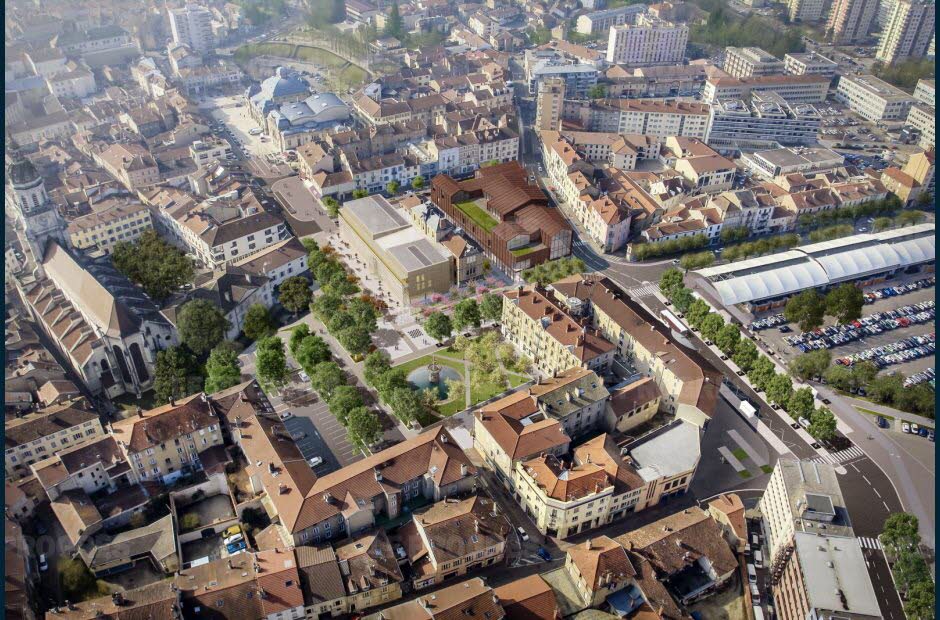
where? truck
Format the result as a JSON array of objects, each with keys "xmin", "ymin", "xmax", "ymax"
[
  {"xmin": 740, "ymin": 400, "xmax": 758, "ymax": 421},
  {"xmin": 659, "ymin": 309, "xmax": 689, "ymax": 336},
  {"xmin": 720, "ymin": 384, "xmax": 758, "ymax": 423}
]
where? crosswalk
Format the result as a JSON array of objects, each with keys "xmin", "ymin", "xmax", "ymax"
[
  {"xmin": 858, "ymin": 536, "xmax": 883, "ymax": 551},
  {"xmin": 811, "ymin": 445, "xmax": 867, "ymax": 464},
  {"xmin": 628, "ymin": 282, "xmax": 660, "ymax": 298}
]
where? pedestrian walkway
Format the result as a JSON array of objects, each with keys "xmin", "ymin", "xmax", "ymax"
[
  {"xmin": 628, "ymin": 282, "xmax": 659, "ymax": 298},
  {"xmin": 810, "ymin": 445, "xmax": 867, "ymax": 464},
  {"xmin": 727, "ymin": 429, "xmax": 769, "ymax": 467},
  {"xmin": 858, "ymin": 536, "xmax": 883, "ymax": 550},
  {"xmin": 718, "ymin": 446, "xmax": 747, "ymax": 472}
]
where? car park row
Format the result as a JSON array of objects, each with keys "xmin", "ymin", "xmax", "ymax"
[
  {"xmin": 784, "ymin": 300, "xmax": 935, "ymax": 352},
  {"xmin": 834, "ymin": 332, "xmax": 935, "ymax": 368},
  {"xmin": 904, "ymin": 368, "xmax": 934, "ymax": 388}
]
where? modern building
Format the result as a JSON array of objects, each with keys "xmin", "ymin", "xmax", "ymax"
[
  {"xmin": 788, "ymin": 0, "xmax": 828, "ymax": 22},
  {"xmin": 189, "ymin": 138, "xmax": 233, "ymax": 167},
  {"xmin": 708, "ymin": 93, "xmax": 822, "ymax": 151},
  {"xmin": 5, "ymin": 400, "xmax": 104, "ymax": 480},
  {"xmin": 606, "ymin": 16, "xmax": 689, "ymax": 66},
  {"xmin": 835, "ymin": 73, "xmax": 915, "ymax": 120},
  {"xmin": 430, "ymin": 162, "xmax": 573, "ymax": 278},
  {"xmin": 168, "ymin": 4, "xmax": 214, "ymax": 54},
  {"xmin": 67, "ymin": 200, "xmax": 154, "ymax": 254},
  {"xmin": 524, "ymin": 50, "xmax": 600, "ymax": 98},
  {"xmin": 267, "ymin": 92, "xmax": 352, "ymax": 151},
  {"xmin": 826, "ymin": 0, "xmax": 879, "ymax": 43},
  {"xmin": 564, "ymin": 99, "xmax": 713, "ymax": 141},
  {"xmin": 740, "ymin": 146, "xmax": 845, "ymax": 178},
  {"xmin": 338, "ymin": 195, "xmax": 453, "ymax": 306},
  {"xmin": 536, "ymin": 77, "xmax": 565, "ymax": 131},
  {"xmin": 576, "ymin": 4, "xmax": 646, "ymax": 34},
  {"xmin": 913, "ymin": 78, "xmax": 935, "ymax": 105},
  {"xmin": 722, "ymin": 47, "xmax": 785, "ymax": 78},
  {"xmin": 905, "ymin": 103, "xmax": 935, "ymax": 149},
  {"xmin": 876, "ymin": 0, "xmax": 935, "ymax": 64},
  {"xmin": 783, "ymin": 52, "xmax": 840, "ymax": 77},
  {"xmin": 703, "ymin": 75, "xmax": 830, "ymax": 104}
]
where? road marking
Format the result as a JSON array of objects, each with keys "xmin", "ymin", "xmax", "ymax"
[
  {"xmin": 883, "ymin": 501, "xmax": 890, "ymax": 511},
  {"xmin": 863, "ymin": 475, "xmax": 871, "ymax": 484},
  {"xmin": 873, "ymin": 487, "xmax": 881, "ymax": 498},
  {"xmin": 858, "ymin": 537, "xmax": 883, "ymax": 550}
]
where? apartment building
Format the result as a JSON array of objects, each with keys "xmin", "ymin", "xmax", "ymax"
[
  {"xmin": 913, "ymin": 78, "xmax": 935, "ymax": 105},
  {"xmin": 576, "ymin": 4, "xmax": 645, "ymax": 34},
  {"xmin": 876, "ymin": 0, "xmax": 935, "ymax": 64},
  {"xmin": 338, "ymin": 195, "xmax": 453, "ymax": 306},
  {"xmin": 783, "ymin": 52, "xmax": 839, "ymax": 77},
  {"xmin": 30, "ymin": 434, "xmax": 137, "ymax": 503},
  {"xmin": 549, "ymin": 275, "xmax": 721, "ymax": 427},
  {"xmin": 606, "ymin": 16, "xmax": 689, "ymax": 66},
  {"xmin": 67, "ymin": 200, "xmax": 154, "ymax": 254},
  {"xmin": 364, "ymin": 577, "xmax": 504, "ymax": 620},
  {"xmin": 740, "ymin": 145, "xmax": 845, "ymax": 178},
  {"xmin": 722, "ymin": 47, "xmax": 785, "ymax": 78},
  {"xmin": 536, "ymin": 78, "xmax": 566, "ymax": 131},
  {"xmin": 189, "ymin": 138, "xmax": 233, "ymax": 167},
  {"xmin": 93, "ymin": 143, "xmax": 161, "ymax": 191},
  {"xmin": 826, "ymin": 0, "xmax": 879, "ymax": 43},
  {"xmin": 168, "ymin": 4, "xmax": 214, "ymax": 53},
  {"xmin": 398, "ymin": 496, "xmax": 509, "ymax": 589},
  {"xmin": 514, "ymin": 426, "xmax": 700, "ymax": 539},
  {"xmin": 835, "ymin": 73, "xmax": 915, "ymax": 120},
  {"xmin": 109, "ymin": 393, "xmax": 223, "ymax": 484},
  {"xmin": 46, "ymin": 68, "xmax": 97, "ymax": 99},
  {"xmin": 788, "ymin": 0, "xmax": 827, "ymax": 22},
  {"xmin": 703, "ymin": 74, "xmax": 830, "ymax": 103},
  {"xmin": 5, "ymin": 400, "xmax": 103, "ymax": 480},
  {"xmin": 501, "ymin": 285, "xmax": 616, "ymax": 377},
  {"xmin": 565, "ymin": 99, "xmax": 713, "ymax": 141},
  {"xmin": 524, "ymin": 49, "xmax": 600, "ymax": 98},
  {"xmin": 709, "ymin": 93, "xmax": 822, "ymax": 150},
  {"xmin": 334, "ymin": 531, "xmax": 405, "ymax": 613},
  {"xmin": 906, "ymin": 103, "xmax": 935, "ymax": 149}
]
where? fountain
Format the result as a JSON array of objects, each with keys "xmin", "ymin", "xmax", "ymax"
[{"xmin": 406, "ymin": 358, "xmax": 462, "ymax": 400}]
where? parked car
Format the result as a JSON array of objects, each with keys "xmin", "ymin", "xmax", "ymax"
[
  {"xmin": 911, "ymin": 423, "xmax": 920, "ymax": 434},
  {"xmin": 536, "ymin": 547, "xmax": 552, "ymax": 561},
  {"xmin": 224, "ymin": 525, "xmax": 242, "ymax": 538},
  {"xmin": 902, "ymin": 422, "xmax": 911, "ymax": 433},
  {"xmin": 308, "ymin": 456, "xmax": 323, "ymax": 468},
  {"xmin": 517, "ymin": 527, "xmax": 529, "ymax": 542},
  {"xmin": 223, "ymin": 533, "xmax": 244, "ymax": 546},
  {"xmin": 918, "ymin": 427, "xmax": 929, "ymax": 437},
  {"xmin": 799, "ymin": 417, "xmax": 811, "ymax": 429},
  {"xmin": 38, "ymin": 554, "xmax": 48, "ymax": 572},
  {"xmin": 226, "ymin": 540, "xmax": 247, "ymax": 554},
  {"xmin": 876, "ymin": 416, "xmax": 889, "ymax": 428}
]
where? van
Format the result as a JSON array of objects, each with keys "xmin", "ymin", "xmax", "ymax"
[
  {"xmin": 754, "ymin": 550, "xmax": 763, "ymax": 568},
  {"xmin": 223, "ymin": 533, "xmax": 244, "ymax": 546},
  {"xmin": 753, "ymin": 606, "xmax": 765, "ymax": 620},
  {"xmin": 747, "ymin": 564, "xmax": 757, "ymax": 584},
  {"xmin": 751, "ymin": 534, "xmax": 759, "ymax": 547}
]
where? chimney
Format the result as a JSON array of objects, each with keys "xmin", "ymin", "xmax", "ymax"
[
  {"xmin": 136, "ymin": 406, "xmax": 143, "ymax": 418},
  {"xmin": 374, "ymin": 468, "xmax": 383, "ymax": 481},
  {"xmin": 278, "ymin": 483, "xmax": 287, "ymax": 494},
  {"xmin": 323, "ymin": 492, "xmax": 333, "ymax": 504}
]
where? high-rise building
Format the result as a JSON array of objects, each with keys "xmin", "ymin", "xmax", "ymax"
[
  {"xmin": 787, "ymin": 0, "xmax": 829, "ymax": 22},
  {"xmin": 876, "ymin": 0, "xmax": 935, "ymax": 64},
  {"xmin": 5, "ymin": 142, "xmax": 69, "ymax": 266},
  {"xmin": 606, "ymin": 15, "xmax": 688, "ymax": 66},
  {"xmin": 876, "ymin": 0, "xmax": 898, "ymax": 27},
  {"xmin": 723, "ymin": 47, "xmax": 785, "ymax": 78},
  {"xmin": 536, "ymin": 77, "xmax": 566, "ymax": 131},
  {"xmin": 826, "ymin": 0, "xmax": 879, "ymax": 43},
  {"xmin": 168, "ymin": 4, "xmax": 214, "ymax": 54}
]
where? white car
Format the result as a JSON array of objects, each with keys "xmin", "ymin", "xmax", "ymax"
[
  {"xmin": 298, "ymin": 370, "xmax": 310, "ymax": 383},
  {"xmin": 308, "ymin": 456, "xmax": 323, "ymax": 468},
  {"xmin": 223, "ymin": 533, "xmax": 244, "ymax": 546},
  {"xmin": 517, "ymin": 527, "xmax": 529, "ymax": 542},
  {"xmin": 278, "ymin": 410, "xmax": 294, "ymax": 421},
  {"xmin": 902, "ymin": 422, "xmax": 911, "ymax": 433},
  {"xmin": 911, "ymin": 423, "xmax": 920, "ymax": 434},
  {"xmin": 38, "ymin": 554, "xmax": 48, "ymax": 572}
]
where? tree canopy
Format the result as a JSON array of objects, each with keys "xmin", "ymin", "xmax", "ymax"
[
  {"xmin": 205, "ymin": 342, "xmax": 242, "ymax": 393},
  {"xmin": 154, "ymin": 345, "xmax": 203, "ymax": 404},
  {"xmin": 243, "ymin": 304, "xmax": 276, "ymax": 341},
  {"xmin": 784, "ymin": 290, "xmax": 826, "ymax": 332},
  {"xmin": 453, "ymin": 299, "xmax": 482, "ymax": 332},
  {"xmin": 177, "ymin": 299, "xmax": 230, "ymax": 356},
  {"xmin": 256, "ymin": 337, "xmax": 289, "ymax": 389},
  {"xmin": 112, "ymin": 230, "xmax": 193, "ymax": 301},
  {"xmin": 424, "ymin": 312, "xmax": 453, "ymax": 342},
  {"xmin": 278, "ymin": 277, "xmax": 312, "ymax": 315}
]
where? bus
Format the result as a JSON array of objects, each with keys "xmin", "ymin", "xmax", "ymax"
[{"xmin": 660, "ymin": 309, "xmax": 689, "ymax": 335}]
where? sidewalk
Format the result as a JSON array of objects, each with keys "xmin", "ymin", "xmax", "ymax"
[{"xmin": 839, "ymin": 394, "xmax": 935, "ymax": 428}]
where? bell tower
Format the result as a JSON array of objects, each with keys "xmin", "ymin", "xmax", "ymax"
[{"xmin": 5, "ymin": 140, "xmax": 69, "ymax": 266}]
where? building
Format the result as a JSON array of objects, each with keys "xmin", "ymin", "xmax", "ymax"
[
  {"xmin": 703, "ymin": 75, "xmax": 830, "ymax": 104},
  {"xmin": 397, "ymin": 496, "xmax": 509, "ymax": 589},
  {"xmin": 30, "ymin": 434, "xmax": 136, "ymax": 505},
  {"xmin": 913, "ymin": 78, "xmax": 935, "ymax": 105},
  {"xmin": 740, "ymin": 146, "xmax": 845, "ymax": 178},
  {"xmin": 363, "ymin": 577, "xmax": 504, "ymax": 620},
  {"xmin": 189, "ymin": 138, "xmax": 233, "ymax": 167},
  {"xmin": 693, "ymin": 224, "xmax": 935, "ymax": 310},
  {"xmin": 514, "ymin": 426, "xmax": 701, "ymax": 539},
  {"xmin": 606, "ymin": 16, "xmax": 689, "ymax": 67},
  {"xmin": 494, "ymin": 575, "xmax": 559, "ymax": 620},
  {"xmin": 876, "ymin": 0, "xmax": 935, "ymax": 64},
  {"xmin": 835, "ymin": 74, "xmax": 915, "ymax": 120},
  {"xmin": 905, "ymin": 103, "xmax": 935, "ymax": 149},
  {"xmin": 788, "ymin": 0, "xmax": 827, "ymax": 22},
  {"xmin": 430, "ymin": 162, "xmax": 573, "ymax": 278},
  {"xmin": 5, "ymin": 401, "xmax": 103, "ymax": 480},
  {"xmin": 46, "ymin": 68, "xmax": 97, "ymax": 99},
  {"xmin": 20, "ymin": 243, "xmax": 177, "ymax": 398},
  {"xmin": 247, "ymin": 67, "xmax": 312, "ymax": 128},
  {"xmin": 564, "ymin": 99, "xmax": 713, "ymax": 141},
  {"xmin": 722, "ymin": 47, "xmax": 785, "ymax": 78},
  {"xmin": 334, "ymin": 531, "xmax": 405, "ymax": 613},
  {"xmin": 536, "ymin": 78, "xmax": 565, "ymax": 131},
  {"xmin": 67, "ymin": 200, "xmax": 154, "ymax": 254},
  {"xmin": 524, "ymin": 50, "xmax": 600, "ymax": 99},
  {"xmin": 168, "ymin": 4, "xmax": 214, "ymax": 54},
  {"xmin": 267, "ymin": 92, "xmax": 351, "ymax": 151},
  {"xmin": 50, "ymin": 580, "xmax": 181, "ymax": 620},
  {"xmin": 709, "ymin": 93, "xmax": 822, "ymax": 151},
  {"xmin": 6, "ymin": 144, "xmax": 70, "ymax": 264},
  {"xmin": 93, "ymin": 143, "xmax": 161, "ymax": 191},
  {"xmin": 576, "ymin": 5, "xmax": 646, "ymax": 34},
  {"xmin": 338, "ymin": 195, "xmax": 453, "ymax": 306},
  {"xmin": 51, "ymin": 24, "xmax": 140, "ymax": 68},
  {"xmin": 827, "ymin": 0, "xmax": 879, "ymax": 43},
  {"xmin": 783, "ymin": 52, "xmax": 840, "ymax": 77},
  {"xmin": 501, "ymin": 285, "xmax": 616, "ymax": 377},
  {"xmin": 549, "ymin": 275, "xmax": 722, "ymax": 426},
  {"xmin": 558, "ymin": 537, "xmax": 634, "ymax": 609},
  {"xmin": 109, "ymin": 393, "xmax": 223, "ymax": 484}
]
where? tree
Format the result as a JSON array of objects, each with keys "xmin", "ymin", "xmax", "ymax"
[
  {"xmin": 312, "ymin": 291, "xmax": 344, "ymax": 321},
  {"xmin": 386, "ymin": 180, "xmax": 400, "ymax": 195},
  {"xmin": 345, "ymin": 297, "xmax": 379, "ymax": 331},
  {"xmin": 243, "ymin": 304, "xmax": 276, "ymax": 341},
  {"xmin": 453, "ymin": 298, "xmax": 482, "ymax": 331},
  {"xmin": 337, "ymin": 325, "xmax": 372, "ymax": 356},
  {"xmin": 679, "ymin": 251, "xmax": 715, "ymax": 272},
  {"xmin": 915, "ymin": 191, "xmax": 932, "ymax": 208},
  {"xmin": 205, "ymin": 343, "xmax": 242, "ymax": 393},
  {"xmin": 112, "ymin": 230, "xmax": 193, "ymax": 301},
  {"xmin": 882, "ymin": 513, "xmax": 921, "ymax": 554},
  {"xmin": 424, "ymin": 312, "xmax": 453, "ymax": 342},
  {"xmin": 789, "ymin": 349, "xmax": 831, "ymax": 380},
  {"xmin": 154, "ymin": 345, "xmax": 203, "ymax": 404},
  {"xmin": 672, "ymin": 287, "xmax": 695, "ymax": 313},
  {"xmin": 808, "ymin": 407, "xmax": 837, "ymax": 442},
  {"xmin": 388, "ymin": 386, "xmax": 424, "ymax": 424},
  {"xmin": 411, "ymin": 176, "xmax": 425, "ymax": 190},
  {"xmin": 687, "ymin": 299, "xmax": 711, "ymax": 328},
  {"xmin": 732, "ymin": 339, "xmax": 759, "ymax": 372},
  {"xmin": 896, "ymin": 383, "xmax": 936, "ymax": 417},
  {"xmin": 897, "ymin": 209, "xmax": 926, "ymax": 226},
  {"xmin": 701, "ymin": 313, "xmax": 725, "ymax": 341},
  {"xmin": 364, "ymin": 350, "xmax": 392, "ymax": 386},
  {"xmin": 715, "ymin": 324, "xmax": 741, "ymax": 355},
  {"xmin": 824, "ymin": 283, "xmax": 864, "ymax": 324},
  {"xmin": 310, "ymin": 361, "xmax": 345, "ymax": 399},
  {"xmin": 788, "ymin": 387, "xmax": 815, "ymax": 419},
  {"xmin": 327, "ymin": 385, "xmax": 363, "ymax": 425},
  {"xmin": 904, "ymin": 579, "xmax": 935, "ymax": 620},
  {"xmin": 322, "ymin": 197, "xmax": 340, "ymax": 218},
  {"xmin": 177, "ymin": 299, "xmax": 230, "ymax": 356},
  {"xmin": 278, "ymin": 277, "xmax": 312, "ymax": 315},
  {"xmin": 352, "ymin": 189, "xmax": 369, "ymax": 199},
  {"xmin": 869, "ymin": 373, "xmax": 904, "ymax": 405},
  {"xmin": 851, "ymin": 360, "xmax": 878, "ymax": 386},
  {"xmin": 59, "ymin": 558, "xmax": 97, "ymax": 600},
  {"xmin": 659, "ymin": 268, "xmax": 685, "ymax": 298},
  {"xmin": 766, "ymin": 373, "xmax": 793, "ymax": 407},
  {"xmin": 784, "ymin": 290, "xmax": 826, "ymax": 332},
  {"xmin": 295, "ymin": 335, "xmax": 332, "ymax": 372},
  {"xmin": 587, "ymin": 84, "xmax": 607, "ymax": 98},
  {"xmin": 289, "ymin": 324, "xmax": 312, "ymax": 356},
  {"xmin": 748, "ymin": 356, "xmax": 776, "ymax": 391},
  {"xmin": 383, "ymin": 0, "xmax": 404, "ymax": 38},
  {"xmin": 480, "ymin": 293, "xmax": 504, "ymax": 322},
  {"xmin": 347, "ymin": 406, "xmax": 382, "ymax": 452},
  {"xmin": 872, "ymin": 216, "xmax": 894, "ymax": 232},
  {"xmin": 893, "ymin": 548, "xmax": 932, "ymax": 591},
  {"xmin": 256, "ymin": 337, "xmax": 290, "ymax": 389}
]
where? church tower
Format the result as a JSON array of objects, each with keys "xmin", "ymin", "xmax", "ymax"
[{"xmin": 5, "ymin": 141, "xmax": 69, "ymax": 266}]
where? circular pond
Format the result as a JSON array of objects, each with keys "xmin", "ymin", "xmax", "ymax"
[{"xmin": 407, "ymin": 365, "xmax": 462, "ymax": 400}]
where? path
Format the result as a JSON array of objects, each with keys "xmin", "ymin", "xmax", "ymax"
[{"xmin": 841, "ymin": 394, "xmax": 935, "ymax": 428}]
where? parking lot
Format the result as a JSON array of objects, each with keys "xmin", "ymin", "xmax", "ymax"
[
  {"xmin": 753, "ymin": 279, "xmax": 936, "ymax": 378},
  {"xmin": 200, "ymin": 95, "xmax": 293, "ymax": 178}
]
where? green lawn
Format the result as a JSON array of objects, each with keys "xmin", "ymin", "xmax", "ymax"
[
  {"xmin": 761, "ymin": 465, "xmax": 774, "ymax": 474},
  {"xmin": 394, "ymin": 354, "xmax": 465, "ymax": 377},
  {"xmin": 294, "ymin": 45, "xmax": 348, "ymax": 69},
  {"xmin": 738, "ymin": 470, "xmax": 752, "ymax": 479},
  {"xmin": 854, "ymin": 406, "xmax": 895, "ymax": 421},
  {"xmin": 732, "ymin": 448, "xmax": 748, "ymax": 461},
  {"xmin": 510, "ymin": 245, "xmax": 540, "ymax": 257},
  {"xmin": 112, "ymin": 390, "xmax": 159, "ymax": 416},
  {"xmin": 454, "ymin": 200, "xmax": 499, "ymax": 232}
]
